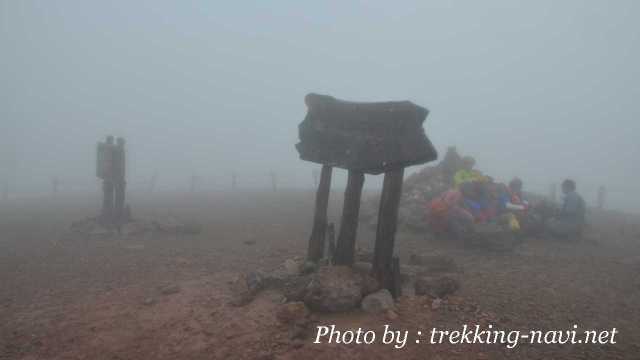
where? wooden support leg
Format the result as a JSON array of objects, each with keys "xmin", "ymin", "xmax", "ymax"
[
  {"xmin": 307, "ymin": 165, "xmax": 333, "ymax": 262},
  {"xmin": 372, "ymin": 168, "xmax": 404, "ymax": 296},
  {"xmin": 334, "ymin": 171, "xmax": 365, "ymax": 266}
]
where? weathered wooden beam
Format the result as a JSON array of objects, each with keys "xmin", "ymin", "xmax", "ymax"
[
  {"xmin": 307, "ymin": 165, "xmax": 333, "ymax": 262},
  {"xmin": 372, "ymin": 168, "xmax": 404, "ymax": 295},
  {"xmin": 391, "ymin": 256, "xmax": 402, "ymax": 298},
  {"xmin": 333, "ymin": 171, "xmax": 365, "ymax": 266}
]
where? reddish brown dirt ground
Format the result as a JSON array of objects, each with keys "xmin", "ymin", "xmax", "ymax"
[{"xmin": 1, "ymin": 190, "xmax": 640, "ymax": 359}]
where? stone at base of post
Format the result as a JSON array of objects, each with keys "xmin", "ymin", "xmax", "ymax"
[
  {"xmin": 307, "ymin": 165, "xmax": 332, "ymax": 262},
  {"xmin": 372, "ymin": 168, "xmax": 404, "ymax": 296}
]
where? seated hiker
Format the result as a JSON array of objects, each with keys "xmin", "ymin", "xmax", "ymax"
[
  {"xmin": 497, "ymin": 178, "xmax": 529, "ymax": 213},
  {"xmin": 545, "ymin": 179, "xmax": 586, "ymax": 239},
  {"xmin": 507, "ymin": 177, "xmax": 529, "ymax": 209},
  {"xmin": 462, "ymin": 180, "xmax": 497, "ymax": 223},
  {"xmin": 453, "ymin": 156, "xmax": 485, "ymax": 187}
]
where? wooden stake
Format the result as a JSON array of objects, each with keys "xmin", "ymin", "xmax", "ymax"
[
  {"xmin": 307, "ymin": 165, "xmax": 332, "ymax": 262},
  {"xmin": 372, "ymin": 168, "xmax": 404, "ymax": 294},
  {"xmin": 391, "ymin": 256, "xmax": 402, "ymax": 298},
  {"xmin": 334, "ymin": 171, "xmax": 365, "ymax": 266}
]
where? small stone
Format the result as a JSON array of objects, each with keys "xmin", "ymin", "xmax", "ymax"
[
  {"xmin": 229, "ymin": 272, "xmax": 264, "ymax": 306},
  {"xmin": 283, "ymin": 259, "xmax": 301, "ymax": 276},
  {"xmin": 160, "ymin": 284, "xmax": 180, "ymax": 295},
  {"xmin": 301, "ymin": 261, "xmax": 317, "ymax": 274},
  {"xmin": 143, "ymin": 297, "xmax": 155, "ymax": 306},
  {"xmin": 361, "ymin": 289, "xmax": 395, "ymax": 314}
]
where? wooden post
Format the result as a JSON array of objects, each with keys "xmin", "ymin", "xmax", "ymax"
[
  {"xmin": 334, "ymin": 171, "xmax": 365, "ymax": 266},
  {"xmin": 307, "ymin": 165, "xmax": 332, "ymax": 262},
  {"xmin": 391, "ymin": 256, "xmax": 402, "ymax": 298},
  {"xmin": 372, "ymin": 168, "xmax": 404, "ymax": 295}
]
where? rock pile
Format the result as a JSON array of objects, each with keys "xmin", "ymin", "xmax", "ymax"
[{"xmin": 361, "ymin": 147, "xmax": 466, "ymax": 232}]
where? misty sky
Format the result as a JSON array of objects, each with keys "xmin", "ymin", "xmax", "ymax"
[{"xmin": 1, "ymin": 1, "xmax": 639, "ymax": 211}]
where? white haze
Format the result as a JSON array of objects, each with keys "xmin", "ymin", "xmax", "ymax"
[{"xmin": 1, "ymin": 0, "xmax": 639, "ymax": 212}]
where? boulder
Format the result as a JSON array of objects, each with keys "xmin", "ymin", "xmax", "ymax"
[
  {"xmin": 361, "ymin": 289, "xmax": 395, "ymax": 313},
  {"xmin": 304, "ymin": 266, "xmax": 363, "ymax": 313},
  {"xmin": 159, "ymin": 284, "xmax": 181, "ymax": 295},
  {"xmin": 414, "ymin": 275, "xmax": 460, "ymax": 298}
]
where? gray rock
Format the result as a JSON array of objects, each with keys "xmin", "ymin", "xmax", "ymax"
[
  {"xmin": 304, "ymin": 266, "xmax": 363, "ymax": 313},
  {"xmin": 143, "ymin": 297, "xmax": 155, "ymax": 306},
  {"xmin": 301, "ymin": 261, "xmax": 317, "ymax": 274},
  {"xmin": 229, "ymin": 271, "xmax": 264, "ymax": 306},
  {"xmin": 283, "ymin": 258, "xmax": 301, "ymax": 276},
  {"xmin": 414, "ymin": 275, "xmax": 460, "ymax": 298},
  {"xmin": 159, "ymin": 284, "xmax": 181, "ymax": 295},
  {"xmin": 361, "ymin": 289, "xmax": 395, "ymax": 313}
]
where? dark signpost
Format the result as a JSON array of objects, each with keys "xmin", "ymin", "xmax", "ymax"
[{"xmin": 296, "ymin": 93, "xmax": 437, "ymax": 297}]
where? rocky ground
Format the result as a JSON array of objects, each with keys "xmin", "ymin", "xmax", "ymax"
[{"xmin": 1, "ymin": 189, "xmax": 640, "ymax": 359}]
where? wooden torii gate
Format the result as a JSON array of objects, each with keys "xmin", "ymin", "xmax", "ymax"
[{"xmin": 295, "ymin": 93, "xmax": 437, "ymax": 297}]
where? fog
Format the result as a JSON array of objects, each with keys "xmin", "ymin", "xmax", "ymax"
[{"xmin": 2, "ymin": 0, "xmax": 639, "ymax": 212}]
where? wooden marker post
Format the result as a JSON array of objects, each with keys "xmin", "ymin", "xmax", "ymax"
[
  {"xmin": 334, "ymin": 171, "xmax": 365, "ymax": 265},
  {"xmin": 372, "ymin": 168, "xmax": 404, "ymax": 296},
  {"xmin": 307, "ymin": 165, "xmax": 332, "ymax": 262}
]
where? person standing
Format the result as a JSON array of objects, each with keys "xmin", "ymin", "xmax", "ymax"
[{"xmin": 97, "ymin": 135, "xmax": 116, "ymax": 224}]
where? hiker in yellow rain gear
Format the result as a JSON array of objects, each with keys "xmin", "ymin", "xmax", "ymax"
[{"xmin": 453, "ymin": 156, "xmax": 485, "ymax": 187}]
